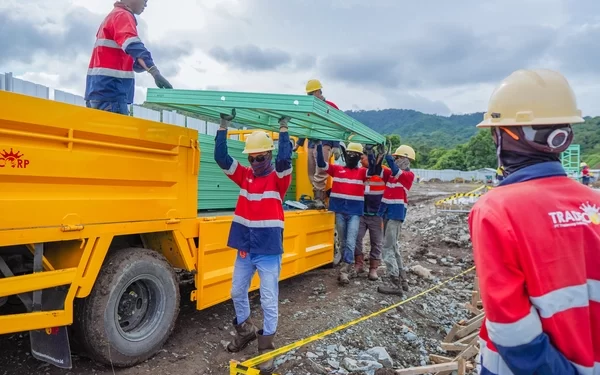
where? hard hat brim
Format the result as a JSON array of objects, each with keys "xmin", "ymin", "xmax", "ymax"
[
  {"xmin": 476, "ymin": 115, "xmax": 585, "ymax": 128},
  {"xmin": 242, "ymin": 146, "xmax": 275, "ymax": 154}
]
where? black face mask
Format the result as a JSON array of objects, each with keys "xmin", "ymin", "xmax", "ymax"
[
  {"xmin": 492, "ymin": 125, "xmax": 572, "ymax": 175},
  {"xmin": 346, "ymin": 154, "xmax": 361, "ymax": 169}
]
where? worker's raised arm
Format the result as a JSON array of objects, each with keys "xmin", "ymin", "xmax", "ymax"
[
  {"xmin": 111, "ymin": 11, "xmax": 172, "ymax": 89},
  {"xmin": 316, "ymin": 143, "xmax": 338, "ymax": 177},
  {"xmin": 214, "ymin": 111, "xmax": 247, "ymax": 187},
  {"xmin": 469, "ymin": 207, "xmax": 578, "ymax": 375},
  {"xmin": 275, "ymin": 117, "xmax": 293, "ymax": 192}
]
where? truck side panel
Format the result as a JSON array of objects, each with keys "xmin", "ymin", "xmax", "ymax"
[
  {"xmin": 194, "ymin": 210, "xmax": 335, "ymax": 310},
  {"xmin": 0, "ymin": 92, "xmax": 198, "ymax": 232}
]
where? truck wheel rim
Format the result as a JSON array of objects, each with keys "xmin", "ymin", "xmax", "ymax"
[{"xmin": 115, "ymin": 275, "xmax": 166, "ymax": 342}]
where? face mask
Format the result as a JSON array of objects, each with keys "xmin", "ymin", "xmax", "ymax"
[
  {"xmin": 395, "ymin": 157, "xmax": 410, "ymax": 170},
  {"xmin": 346, "ymin": 154, "xmax": 360, "ymax": 169},
  {"xmin": 492, "ymin": 125, "xmax": 572, "ymax": 175},
  {"xmin": 250, "ymin": 152, "xmax": 274, "ymax": 177}
]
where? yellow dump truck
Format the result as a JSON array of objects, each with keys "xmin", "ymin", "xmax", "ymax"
[{"xmin": 0, "ymin": 88, "xmax": 384, "ymax": 369}]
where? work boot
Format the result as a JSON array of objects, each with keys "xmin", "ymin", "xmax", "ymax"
[
  {"xmin": 226, "ymin": 318, "xmax": 258, "ymax": 352},
  {"xmin": 377, "ymin": 276, "xmax": 404, "ymax": 296},
  {"xmin": 368, "ymin": 259, "xmax": 380, "ymax": 281},
  {"xmin": 257, "ymin": 330, "xmax": 276, "ymax": 373},
  {"xmin": 354, "ymin": 254, "xmax": 365, "ymax": 276},
  {"xmin": 401, "ymin": 280, "xmax": 409, "ymax": 292},
  {"xmin": 400, "ymin": 269, "xmax": 409, "ymax": 291},
  {"xmin": 338, "ymin": 263, "xmax": 351, "ymax": 285},
  {"xmin": 313, "ymin": 190, "xmax": 326, "ymax": 210}
]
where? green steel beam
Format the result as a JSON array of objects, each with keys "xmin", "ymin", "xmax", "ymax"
[{"xmin": 145, "ymin": 89, "xmax": 385, "ymax": 144}]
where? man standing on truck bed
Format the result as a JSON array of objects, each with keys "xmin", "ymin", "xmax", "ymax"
[
  {"xmin": 85, "ymin": 0, "xmax": 172, "ymax": 115},
  {"xmin": 469, "ymin": 69, "xmax": 600, "ymax": 374},
  {"xmin": 295, "ymin": 79, "xmax": 342, "ymax": 209},
  {"xmin": 214, "ymin": 110, "xmax": 292, "ymax": 373}
]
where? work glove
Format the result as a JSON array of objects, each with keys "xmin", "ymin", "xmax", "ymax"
[
  {"xmin": 377, "ymin": 143, "xmax": 386, "ymax": 155},
  {"xmin": 220, "ymin": 109, "xmax": 237, "ymax": 129},
  {"xmin": 332, "ymin": 147, "xmax": 341, "ymax": 160},
  {"xmin": 279, "ymin": 116, "xmax": 291, "ymax": 130},
  {"xmin": 148, "ymin": 67, "xmax": 173, "ymax": 89}
]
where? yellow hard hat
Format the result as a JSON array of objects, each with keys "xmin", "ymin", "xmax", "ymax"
[
  {"xmin": 346, "ymin": 142, "xmax": 364, "ymax": 154},
  {"xmin": 242, "ymin": 131, "xmax": 274, "ymax": 154},
  {"xmin": 581, "ymin": 162, "xmax": 588, "ymax": 167},
  {"xmin": 477, "ymin": 69, "xmax": 585, "ymax": 128},
  {"xmin": 393, "ymin": 145, "xmax": 416, "ymax": 160},
  {"xmin": 306, "ymin": 79, "xmax": 323, "ymax": 94}
]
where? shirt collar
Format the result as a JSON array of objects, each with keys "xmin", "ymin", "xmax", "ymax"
[{"xmin": 500, "ymin": 161, "xmax": 566, "ymax": 186}]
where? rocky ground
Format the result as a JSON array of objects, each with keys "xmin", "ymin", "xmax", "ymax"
[{"xmin": 0, "ymin": 182, "xmax": 482, "ymax": 375}]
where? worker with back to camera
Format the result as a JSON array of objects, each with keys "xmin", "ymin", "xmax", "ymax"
[
  {"xmin": 316, "ymin": 141, "xmax": 378, "ymax": 285},
  {"xmin": 85, "ymin": 0, "xmax": 172, "ymax": 115},
  {"xmin": 469, "ymin": 69, "xmax": 600, "ymax": 374},
  {"xmin": 295, "ymin": 79, "xmax": 342, "ymax": 208},
  {"xmin": 375, "ymin": 145, "xmax": 415, "ymax": 296},
  {"xmin": 214, "ymin": 110, "xmax": 292, "ymax": 373}
]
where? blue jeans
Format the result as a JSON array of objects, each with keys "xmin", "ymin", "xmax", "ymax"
[
  {"xmin": 86, "ymin": 100, "xmax": 130, "ymax": 115},
  {"xmin": 230, "ymin": 251, "xmax": 282, "ymax": 335},
  {"xmin": 335, "ymin": 213, "xmax": 360, "ymax": 265}
]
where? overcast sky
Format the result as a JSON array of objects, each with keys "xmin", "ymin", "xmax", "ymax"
[{"xmin": 1, "ymin": 0, "xmax": 600, "ymax": 116}]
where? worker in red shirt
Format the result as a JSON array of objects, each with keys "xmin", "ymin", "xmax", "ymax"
[
  {"xmin": 469, "ymin": 69, "xmax": 600, "ymax": 374},
  {"xmin": 215, "ymin": 111, "xmax": 292, "ymax": 373},
  {"xmin": 353, "ymin": 149, "xmax": 398, "ymax": 281},
  {"xmin": 581, "ymin": 162, "xmax": 591, "ymax": 186},
  {"xmin": 295, "ymin": 79, "xmax": 342, "ymax": 208},
  {"xmin": 376, "ymin": 145, "xmax": 415, "ymax": 296},
  {"xmin": 316, "ymin": 142, "xmax": 376, "ymax": 284},
  {"xmin": 85, "ymin": 0, "xmax": 172, "ymax": 115}
]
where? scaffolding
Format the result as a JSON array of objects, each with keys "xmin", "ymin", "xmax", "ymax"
[{"xmin": 561, "ymin": 144, "xmax": 581, "ymax": 178}]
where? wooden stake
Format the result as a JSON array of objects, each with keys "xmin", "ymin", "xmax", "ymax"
[{"xmin": 394, "ymin": 363, "xmax": 458, "ymax": 374}]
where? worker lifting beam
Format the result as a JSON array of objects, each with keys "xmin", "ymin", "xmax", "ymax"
[{"xmin": 144, "ymin": 88, "xmax": 385, "ymax": 145}]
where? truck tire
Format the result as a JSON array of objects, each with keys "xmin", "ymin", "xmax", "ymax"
[
  {"xmin": 74, "ymin": 247, "xmax": 180, "ymax": 367},
  {"xmin": 331, "ymin": 228, "xmax": 342, "ymax": 267}
]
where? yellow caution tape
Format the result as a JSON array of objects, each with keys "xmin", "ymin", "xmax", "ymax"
[
  {"xmin": 230, "ymin": 266, "xmax": 477, "ymax": 374},
  {"xmin": 434, "ymin": 185, "xmax": 493, "ymax": 207}
]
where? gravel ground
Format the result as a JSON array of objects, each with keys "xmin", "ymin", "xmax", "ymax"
[{"xmin": 0, "ymin": 182, "xmax": 482, "ymax": 375}]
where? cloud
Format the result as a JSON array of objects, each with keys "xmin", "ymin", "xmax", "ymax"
[
  {"xmin": 0, "ymin": 6, "xmax": 99, "ymax": 65},
  {"xmin": 320, "ymin": 23, "xmax": 557, "ymax": 91},
  {"xmin": 208, "ymin": 44, "xmax": 293, "ymax": 71}
]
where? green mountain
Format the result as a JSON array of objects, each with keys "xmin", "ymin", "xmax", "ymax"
[
  {"xmin": 345, "ymin": 109, "xmax": 483, "ymax": 148},
  {"xmin": 346, "ymin": 109, "xmax": 600, "ymax": 169}
]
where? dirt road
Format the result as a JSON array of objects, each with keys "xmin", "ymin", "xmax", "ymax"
[{"xmin": 0, "ymin": 182, "xmax": 482, "ymax": 375}]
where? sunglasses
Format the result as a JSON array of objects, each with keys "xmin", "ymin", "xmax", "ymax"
[{"xmin": 248, "ymin": 154, "xmax": 267, "ymax": 163}]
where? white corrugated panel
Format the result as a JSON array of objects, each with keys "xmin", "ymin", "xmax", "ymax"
[
  {"xmin": 131, "ymin": 105, "xmax": 161, "ymax": 122},
  {"xmin": 0, "ymin": 74, "xmax": 4, "ymax": 91},
  {"xmin": 11, "ymin": 77, "xmax": 49, "ymax": 99},
  {"xmin": 54, "ymin": 89, "xmax": 86, "ymax": 107},
  {"xmin": 187, "ymin": 117, "xmax": 207, "ymax": 134},
  {"xmin": 162, "ymin": 110, "xmax": 186, "ymax": 126},
  {"xmin": 206, "ymin": 122, "xmax": 219, "ymax": 136}
]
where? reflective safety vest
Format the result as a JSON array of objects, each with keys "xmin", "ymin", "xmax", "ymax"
[
  {"xmin": 214, "ymin": 131, "xmax": 293, "ymax": 255},
  {"xmin": 323, "ymin": 163, "xmax": 368, "ymax": 216},
  {"xmin": 363, "ymin": 167, "xmax": 387, "ymax": 214},
  {"xmin": 85, "ymin": 4, "xmax": 155, "ymax": 103},
  {"xmin": 469, "ymin": 161, "xmax": 600, "ymax": 375},
  {"xmin": 378, "ymin": 168, "xmax": 414, "ymax": 221}
]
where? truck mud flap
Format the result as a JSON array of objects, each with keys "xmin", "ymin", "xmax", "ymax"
[
  {"xmin": 30, "ymin": 326, "xmax": 72, "ymax": 369},
  {"xmin": 29, "ymin": 243, "xmax": 72, "ymax": 369}
]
